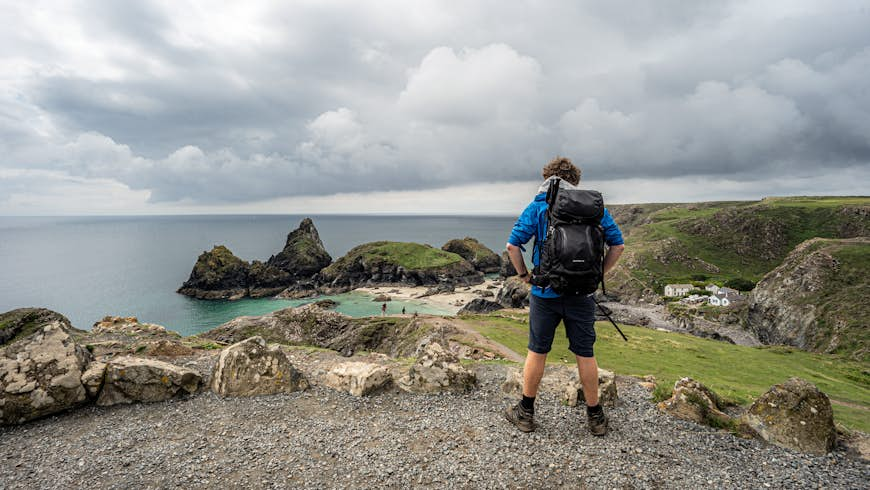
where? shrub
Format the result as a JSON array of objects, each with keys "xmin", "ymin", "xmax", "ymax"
[
  {"xmin": 688, "ymin": 289, "xmax": 710, "ymax": 296},
  {"xmin": 724, "ymin": 278, "xmax": 756, "ymax": 291},
  {"xmin": 651, "ymin": 383, "xmax": 673, "ymax": 403},
  {"xmin": 690, "ymin": 273, "xmax": 708, "ymax": 281}
]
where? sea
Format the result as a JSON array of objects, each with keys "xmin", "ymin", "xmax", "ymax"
[{"xmin": 0, "ymin": 215, "xmax": 517, "ymax": 336}]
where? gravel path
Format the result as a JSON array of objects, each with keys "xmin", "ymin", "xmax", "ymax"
[{"xmin": 1, "ymin": 365, "xmax": 866, "ymax": 489}]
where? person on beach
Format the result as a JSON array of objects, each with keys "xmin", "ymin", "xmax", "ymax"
[
  {"xmin": 504, "ymin": 156, "xmax": 625, "ymax": 436},
  {"xmin": 381, "ymin": 303, "xmax": 387, "ymax": 316}
]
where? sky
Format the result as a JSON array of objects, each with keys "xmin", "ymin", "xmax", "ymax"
[{"xmin": 1, "ymin": 0, "xmax": 869, "ymax": 215}]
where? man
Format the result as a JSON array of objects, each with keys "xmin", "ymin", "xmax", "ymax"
[{"xmin": 504, "ymin": 156, "xmax": 624, "ymax": 436}]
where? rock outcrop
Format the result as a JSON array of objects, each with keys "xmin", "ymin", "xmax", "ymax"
[
  {"xmin": 266, "ymin": 218, "xmax": 332, "ymax": 279},
  {"xmin": 318, "ymin": 241, "xmax": 483, "ymax": 292},
  {"xmin": 1, "ymin": 320, "xmax": 91, "ymax": 425},
  {"xmin": 178, "ymin": 218, "xmax": 332, "ymax": 300},
  {"xmin": 741, "ymin": 377, "xmax": 836, "ymax": 455},
  {"xmin": 177, "ymin": 245, "xmax": 250, "ymax": 300},
  {"xmin": 0, "ymin": 308, "xmax": 76, "ymax": 346},
  {"xmin": 247, "ymin": 260, "xmax": 293, "ymax": 298},
  {"xmin": 397, "ymin": 342, "xmax": 476, "ymax": 393},
  {"xmin": 496, "ymin": 276, "xmax": 531, "ymax": 308},
  {"xmin": 457, "ymin": 298, "xmax": 504, "ymax": 315},
  {"xmin": 323, "ymin": 362, "xmax": 392, "ymax": 396},
  {"xmin": 211, "ymin": 337, "xmax": 308, "ymax": 397},
  {"xmin": 202, "ymin": 305, "xmax": 434, "ymax": 358},
  {"xmin": 747, "ymin": 237, "xmax": 869, "ymax": 360},
  {"xmin": 96, "ymin": 356, "xmax": 201, "ymax": 407},
  {"xmin": 442, "ymin": 237, "xmax": 500, "ymax": 273},
  {"xmin": 657, "ymin": 377, "xmax": 731, "ymax": 427}
]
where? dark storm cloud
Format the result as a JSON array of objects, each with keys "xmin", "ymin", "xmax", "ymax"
[{"xmin": 1, "ymin": 0, "xmax": 869, "ymax": 206}]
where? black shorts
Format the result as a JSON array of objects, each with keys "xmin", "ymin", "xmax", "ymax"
[{"xmin": 528, "ymin": 293, "xmax": 597, "ymax": 358}]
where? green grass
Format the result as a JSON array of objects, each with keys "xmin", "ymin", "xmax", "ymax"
[
  {"xmin": 613, "ymin": 196, "xmax": 870, "ymax": 293},
  {"xmin": 461, "ymin": 312, "xmax": 870, "ymax": 432},
  {"xmin": 324, "ymin": 241, "xmax": 463, "ymax": 272}
]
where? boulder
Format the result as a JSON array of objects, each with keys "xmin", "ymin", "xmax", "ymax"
[
  {"xmin": 81, "ymin": 361, "xmax": 107, "ymax": 398},
  {"xmin": 1, "ymin": 321, "xmax": 90, "ymax": 425},
  {"xmin": 323, "ymin": 362, "xmax": 392, "ymax": 396},
  {"xmin": 741, "ymin": 377, "xmax": 836, "ymax": 455},
  {"xmin": 565, "ymin": 368, "xmax": 619, "ymax": 408},
  {"xmin": 372, "ymin": 294, "xmax": 391, "ymax": 302},
  {"xmin": 96, "ymin": 356, "xmax": 201, "ymax": 407},
  {"xmin": 211, "ymin": 337, "xmax": 308, "ymax": 397},
  {"xmin": 398, "ymin": 342, "xmax": 476, "ymax": 393},
  {"xmin": 442, "ymin": 237, "xmax": 501, "ymax": 273},
  {"xmin": 177, "ymin": 245, "xmax": 250, "ymax": 300},
  {"xmin": 496, "ymin": 276, "xmax": 531, "ymax": 308},
  {"xmin": 657, "ymin": 377, "xmax": 731, "ymax": 427},
  {"xmin": 457, "ymin": 299, "xmax": 504, "ymax": 315},
  {"xmin": 276, "ymin": 281, "xmax": 319, "ymax": 299},
  {"xmin": 266, "ymin": 218, "xmax": 333, "ymax": 279},
  {"xmin": 499, "ymin": 251, "xmax": 518, "ymax": 278},
  {"xmin": 0, "ymin": 308, "xmax": 75, "ymax": 346},
  {"xmin": 140, "ymin": 339, "xmax": 195, "ymax": 357},
  {"xmin": 92, "ymin": 316, "xmax": 170, "ymax": 336}
]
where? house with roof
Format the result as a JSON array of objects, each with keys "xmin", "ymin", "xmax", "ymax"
[
  {"xmin": 664, "ymin": 284, "xmax": 693, "ymax": 297},
  {"xmin": 708, "ymin": 293, "xmax": 731, "ymax": 307},
  {"xmin": 705, "ymin": 284, "xmax": 742, "ymax": 298}
]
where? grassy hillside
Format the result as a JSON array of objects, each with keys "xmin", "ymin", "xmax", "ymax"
[
  {"xmin": 607, "ymin": 196, "xmax": 869, "ymax": 297},
  {"xmin": 460, "ymin": 311, "xmax": 870, "ymax": 432}
]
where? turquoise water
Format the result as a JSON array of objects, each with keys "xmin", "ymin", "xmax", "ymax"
[
  {"xmin": 0, "ymin": 215, "xmax": 516, "ymax": 335},
  {"xmin": 179, "ymin": 291, "xmax": 455, "ymax": 337}
]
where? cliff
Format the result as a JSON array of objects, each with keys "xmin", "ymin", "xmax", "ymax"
[{"xmin": 746, "ymin": 237, "xmax": 869, "ymax": 361}]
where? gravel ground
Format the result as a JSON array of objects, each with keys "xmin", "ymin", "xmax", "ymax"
[{"xmin": 1, "ymin": 364, "xmax": 867, "ymax": 489}]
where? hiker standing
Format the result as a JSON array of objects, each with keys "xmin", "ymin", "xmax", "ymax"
[{"xmin": 504, "ymin": 156, "xmax": 625, "ymax": 436}]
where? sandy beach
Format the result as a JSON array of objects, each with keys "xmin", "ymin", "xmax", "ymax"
[{"xmin": 354, "ymin": 277, "xmax": 503, "ymax": 313}]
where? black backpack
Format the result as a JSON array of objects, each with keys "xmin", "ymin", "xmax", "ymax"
[{"xmin": 531, "ymin": 178, "xmax": 606, "ymax": 296}]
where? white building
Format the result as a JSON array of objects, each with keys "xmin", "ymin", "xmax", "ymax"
[
  {"xmin": 664, "ymin": 284, "xmax": 693, "ymax": 297},
  {"xmin": 705, "ymin": 284, "xmax": 742, "ymax": 298},
  {"xmin": 709, "ymin": 293, "xmax": 731, "ymax": 307}
]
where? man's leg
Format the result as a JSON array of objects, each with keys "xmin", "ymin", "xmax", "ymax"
[
  {"xmin": 505, "ymin": 295, "xmax": 559, "ymax": 432},
  {"xmin": 575, "ymin": 354, "xmax": 599, "ymax": 407},
  {"xmin": 523, "ymin": 351, "xmax": 548, "ymax": 398},
  {"xmin": 564, "ymin": 294, "xmax": 608, "ymax": 436}
]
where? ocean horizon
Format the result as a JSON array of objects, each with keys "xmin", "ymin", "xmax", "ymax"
[{"xmin": 0, "ymin": 214, "xmax": 518, "ymax": 336}]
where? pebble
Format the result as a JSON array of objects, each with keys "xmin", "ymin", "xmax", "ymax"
[{"xmin": 0, "ymin": 365, "xmax": 867, "ymax": 489}]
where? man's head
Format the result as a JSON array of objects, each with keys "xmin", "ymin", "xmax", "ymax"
[{"xmin": 542, "ymin": 156, "xmax": 581, "ymax": 185}]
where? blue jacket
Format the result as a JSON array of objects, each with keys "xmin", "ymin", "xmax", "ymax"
[{"xmin": 508, "ymin": 192, "xmax": 624, "ymax": 298}]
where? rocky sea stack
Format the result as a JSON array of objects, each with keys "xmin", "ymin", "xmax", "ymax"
[
  {"xmin": 177, "ymin": 218, "xmax": 332, "ymax": 300},
  {"xmin": 441, "ymin": 237, "xmax": 500, "ymax": 273},
  {"xmin": 317, "ymin": 241, "xmax": 483, "ymax": 292}
]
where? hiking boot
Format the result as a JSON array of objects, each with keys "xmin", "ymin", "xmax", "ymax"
[
  {"xmin": 587, "ymin": 406, "xmax": 608, "ymax": 436},
  {"xmin": 504, "ymin": 402, "xmax": 535, "ymax": 433}
]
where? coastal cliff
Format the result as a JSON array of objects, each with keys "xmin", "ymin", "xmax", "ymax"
[{"xmin": 747, "ymin": 237, "xmax": 869, "ymax": 361}]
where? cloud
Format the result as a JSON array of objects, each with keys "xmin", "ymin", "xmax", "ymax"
[
  {"xmin": 0, "ymin": 1, "xmax": 869, "ymax": 213},
  {"xmin": 398, "ymin": 44, "xmax": 542, "ymax": 125}
]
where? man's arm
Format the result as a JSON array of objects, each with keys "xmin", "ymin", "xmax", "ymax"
[
  {"xmin": 506, "ymin": 243, "xmax": 531, "ymax": 283},
  {"xmin": 603, "ymin": 244, "xmax": 625, "ymax": 275}
]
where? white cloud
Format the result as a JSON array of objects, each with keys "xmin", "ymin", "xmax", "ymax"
[{"xmin": 398, "ymin": 44, "xmax": 542, "ymax": 125}]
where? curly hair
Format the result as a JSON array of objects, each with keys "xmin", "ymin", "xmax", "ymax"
[{"xmin": 541, "ymin": 156, "xmax": 580, "ymax": 185}]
